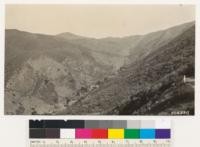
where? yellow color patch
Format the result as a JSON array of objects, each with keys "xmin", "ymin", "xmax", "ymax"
[{"xmin": 108, "ymin": 129, "xmax": 124, "ymax": 139}]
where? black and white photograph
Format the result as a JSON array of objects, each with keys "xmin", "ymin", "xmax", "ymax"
[{"xmin": 4, "ymin": 5, "xmax": 195, "ymax": 115}]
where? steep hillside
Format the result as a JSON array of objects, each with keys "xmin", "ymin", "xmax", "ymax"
[
  {"xmin": 5, "ymin": 21, "xmax": 195, "ymax": 115},
  {"xmin": 128, "ymin": 21, "xmax": 194, "ymax": 63},
  {"xmin": 57, "ymin": 34, "xmax": 139, "ymax": 69},
  {"xmin": 5, "ymin": 30, "xmax": 114, "ymax": 114},
  {"xmin": 57, "ymin": 22, "xmax": 194, "ymax": 69},
  {"xmin": 59, "ymin": 24, "xmax": 195, "ymax": 115}
]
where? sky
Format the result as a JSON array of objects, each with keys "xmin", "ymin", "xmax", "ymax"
[{"xmin": 6, "ymin": 5, "xmax": 195, "ymax": 38}]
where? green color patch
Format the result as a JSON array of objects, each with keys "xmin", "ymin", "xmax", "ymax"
[{"xmin": 124, "ymin": 129, "xmax": 140, "ymax": 139}]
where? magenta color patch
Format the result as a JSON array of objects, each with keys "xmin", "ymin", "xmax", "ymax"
[{"xmin": 75, "ymin": 129, "xmax": 92, "ymax": 139}]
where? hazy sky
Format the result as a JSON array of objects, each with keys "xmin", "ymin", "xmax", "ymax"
[{"xmin": 6, "ymin": 5, "xmax": 195, "ymax": 38}]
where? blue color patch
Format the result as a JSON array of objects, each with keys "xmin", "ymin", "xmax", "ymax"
[{"xmin": 140, "ymin": 129, "xmax": 155, "ymax": 139}]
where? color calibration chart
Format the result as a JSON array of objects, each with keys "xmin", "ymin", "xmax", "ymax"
[{"xmin": 29, "ymin": 119, "xmax": 171, "ymax": 147}]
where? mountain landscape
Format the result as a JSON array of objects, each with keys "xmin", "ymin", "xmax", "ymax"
[{"xmin": 5, "ymin": 21, "xmax": 195, "ymax": 115}]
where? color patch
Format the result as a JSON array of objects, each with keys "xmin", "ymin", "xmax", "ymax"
[
  {"xmin": 155, "ymin": 120, "xmax": 171, "ymax": 129},
  {"xmin": 141, "ymin": 120, "xmax": 155, "ymax": 129},
  {"xmin": 45, "ymin": 128, "xmax": 60, "ymax": 138},
  {"xmin": 91, "ymin": 129, "xmax": 108, "ymax": 138},
  {"xmin": 64, "ymin": 120, "xmax": 85, "ymax": 128},
  {"xmin": 45, "ymin": 120, "xmax": 65, "ymax": 128},
  {"xmin": 98, "ymin": 120, "xmax": 113, "ymax": 128},
  {"xmin": 127, "ymin": 120, "xmax": 141, "ymax": 129},
  {"xmin": 140, "ymin": 129, "xmax": 155, "ymax": 139},
  {"xmin": 29, "ymin": 129, "xmax": 45, "ymax": 138},
  {"xmin": 108, "ymin": 129, "xmax": 124, "ymax": 139},
  {"xmin": 76, "ymin": 129, "xmax": 92, "ymax": 139},
  {"xmin": 112, "ymin": 120, "xmax": 127, "ymax": 128},
  {"xmin": 124, "ymin": 129, "xmax": 140, "ymax": 139},
  {"xmin": 85, "ymin": 120, "xmax": 99, "ymax": 128},
  {"xmin": 29, "ymin": 120, "xmax": 45, "ymax": 128},
  {"xmin": 60, "ymin": 129, "xmax": 75, "ymax": 139},
  {"xmin": 156, "ymin": 129, "xmax": 171, "ymax": 139}
]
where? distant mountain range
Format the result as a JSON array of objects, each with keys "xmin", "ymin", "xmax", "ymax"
[{"xmin": 5, "ymin": 21, "xmax": 195, "ymax": 115}]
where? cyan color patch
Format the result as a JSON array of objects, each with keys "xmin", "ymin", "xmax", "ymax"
[{"xmin": 140, "ymin": 129, "xmax": 155, "ymax": 139}]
